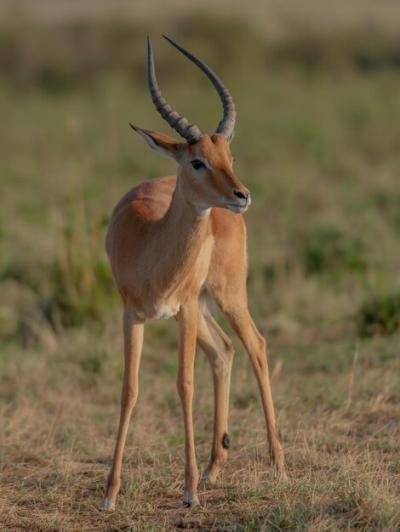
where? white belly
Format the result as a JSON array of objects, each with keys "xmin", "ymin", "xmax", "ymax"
[
  {"xmin": 134, "ymin": 304, "xmax": 180, "ymax": 321},
  {"xmin": 154, "ymin": 304, "xmax": 180, "ymax": 320}
]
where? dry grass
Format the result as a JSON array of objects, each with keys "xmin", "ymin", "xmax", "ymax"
[{"xmin": 1, "ymin": 327, "xmax": 399, "ymax": 530}]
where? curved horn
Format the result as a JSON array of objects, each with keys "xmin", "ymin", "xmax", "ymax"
[
  {"xmin": 147, "ymin": 36, "xmax": 202, "ymax": 143},
  {"xmin": 163, "ymin": 35, "xmax": 236, "ymax": 140}
]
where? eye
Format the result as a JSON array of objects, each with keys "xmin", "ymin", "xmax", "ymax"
[{"xmin": 191, "ymin": 159, "xmax": 206, "ymax": 171}]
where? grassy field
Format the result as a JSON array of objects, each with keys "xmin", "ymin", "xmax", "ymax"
[{"xmin": 1, "ymin": 9, "xmax": 400, "ymax": 531}]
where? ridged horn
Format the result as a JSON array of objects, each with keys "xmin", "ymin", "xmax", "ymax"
[
  {"xmin": 147, "ymin": 35, "xmax": 202, "ymax": 143},
  {"xmin": 162, "ymin": 35, "xmax": 236, "ymax": 140}
]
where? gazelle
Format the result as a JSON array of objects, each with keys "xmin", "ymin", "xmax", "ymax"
[{"xmin": 102, "ymin": 35, "xmax": 285, "ymax": 510}]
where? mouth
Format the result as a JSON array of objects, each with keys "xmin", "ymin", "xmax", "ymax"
[
  {"xmin": 225, "ymin": 198, "xmax": 251, "ymax": 214},
  {"xmin": 226, "ymin": 203, "xmax": 248, "ymax": 214}
]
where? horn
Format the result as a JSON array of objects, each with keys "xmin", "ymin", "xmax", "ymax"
[
  {"xmin": 163, "ymin": 35, "xmax": 236, "ymax": 140},
  {"xmin": 147, "ymin": 36, "xmax": 202, "ymax": 143}
]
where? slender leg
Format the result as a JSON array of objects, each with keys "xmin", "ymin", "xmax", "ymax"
[
  {"xmin": 210, "ymin": 277, "xmax": 286, "ymax": 477},
  {"xmin": 177, "ymin": 300, "xmax": 200, "ymax": 506},
  {"xmin": 197, "ymin": 303, "xmax": 234, "ymax": 483},
  {"xmin": 102, "ymin": 308, "xmax": 144, "ymax": 510},
  {"xmin": 226, "ymin": 307, "xmax": 286, "ymax": 477}
]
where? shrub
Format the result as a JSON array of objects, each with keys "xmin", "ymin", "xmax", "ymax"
[
  {"xmin": 2, "ymin": 16, "xmax": 400, "ymax": 92},
  {"xmin": 43, "ymin": 210, "xmax": 116, "ymax": 328},
  {"xmin": 359, "ymin": 293, "xmax": 400, "ymax": 337},
  {"xmin": 270, "ymin": 30, "xmax": 400, "ymax": 74},
  {"xmin": 301, "ymin": 226, "xmax": 366, "ymax": 276}
]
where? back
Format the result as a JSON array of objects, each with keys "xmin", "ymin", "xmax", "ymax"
[{"xmin": 106, "ymin": 175, "xmax": 177, "ymax": 256}]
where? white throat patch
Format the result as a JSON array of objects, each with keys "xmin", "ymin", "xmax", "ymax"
[{"xmin": 196, "ymin": 206, "xmax": 211, "ymax": 217}]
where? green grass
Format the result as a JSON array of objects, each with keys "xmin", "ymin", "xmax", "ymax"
[{"xmin": 0, "ymin": 12, "xmax": 400, "ymax": 530}]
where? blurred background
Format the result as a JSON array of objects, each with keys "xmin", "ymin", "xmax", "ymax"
[{"xmin": 1, "ymin": 1, "xmax": 399, "ymax": 529}]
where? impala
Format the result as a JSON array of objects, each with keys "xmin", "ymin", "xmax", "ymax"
[{"xmin": 102, "ymin": 35, "xmax": 286, "ymax": 510}]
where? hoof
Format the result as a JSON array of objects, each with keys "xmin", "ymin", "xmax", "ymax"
[
  {"xmin": 100, "ymin": 497, "xmax": 116, "ymax": 511},
  {"xmin": 182, "ymin": 492, "xmax": 200, "ymax": 508},
  {"xmin": 279, "ymin": 470, "xmax": 288, "ymax": 482},
  {"xmin": 201, "ymin": 468, "xmax": 218, "ymax": 485},
  {"xmin": 273, "ymin": 464, "xmax": 288, "ymax": 482}
]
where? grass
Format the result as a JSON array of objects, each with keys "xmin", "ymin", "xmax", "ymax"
[
  {"xmin": 1, "ymin": 10, "xmax": 400, "ymax": 530},
  {"xmin": 1, "ymin": 332, "xmax": 399, "ymax": 529}
]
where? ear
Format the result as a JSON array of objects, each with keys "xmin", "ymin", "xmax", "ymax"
[{"xmin": 130, "ymin": 125, "xmax": 185, "ymax": 162}]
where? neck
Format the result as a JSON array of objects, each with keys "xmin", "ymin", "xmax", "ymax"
[
  {"xmin": 167, "ymin": 175, "xmax": 210, "ymax": 226},
  {"xmin": 157, "ymin": 176, "xmax": 210, "ymax": 286}
]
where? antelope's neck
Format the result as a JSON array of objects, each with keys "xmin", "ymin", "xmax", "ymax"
[{"xmin": 162, "ymin": 178, "xmax": 211, "ymax": 269}]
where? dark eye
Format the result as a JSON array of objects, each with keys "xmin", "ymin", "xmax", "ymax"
[{"xmin": 191, "ymin": 159, "xmax": 206, "ymax": 170}]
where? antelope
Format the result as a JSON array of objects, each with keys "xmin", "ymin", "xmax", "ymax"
[{"xmin": 102, "ymin": 35, "xmax": 286, "ymax": 510}]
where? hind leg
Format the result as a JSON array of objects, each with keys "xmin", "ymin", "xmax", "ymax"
[{"xmin": 197, "ymin": 296, "xmax": 234, "ymax": 483}]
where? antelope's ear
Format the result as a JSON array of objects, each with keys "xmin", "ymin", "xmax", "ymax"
[{"xmin": 130, "ymin": 125, "xmax": 185, "ymax": 161}]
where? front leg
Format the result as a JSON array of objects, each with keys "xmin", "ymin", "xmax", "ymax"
[
  {"xmin": 102, "ymin": 308, "xmax": 144, "ymax": 510},
  {"xmin": 177, "ymin": 299, "xmax": 200, "ymax": 507}
]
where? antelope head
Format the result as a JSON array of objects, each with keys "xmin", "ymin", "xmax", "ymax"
[{"xmin": 131, "ymin": 36, "xmax": 251, "ymax": 215}]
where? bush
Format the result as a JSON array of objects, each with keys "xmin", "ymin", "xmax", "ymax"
[
  {"xmin": 0, "ymin": 211, "xmax": 116, "ymax": 332},
  {"xmin": 270, "ymin": 30, "xmax": 400, "ymax": 74},
  {"xmin": 0, "ymin": 18, "xmax": 147, "ymax": 91},
  {"xmin": 301, "ymin": 226, "xmax": 366, "ymax": 276},
  {"xmin": 359, "ymin": 293, "xmax": 400, "ymax": 337},
  {"xmin": 2, "ymin": 16, "xmax": 400, "ymax": 92},
  {"xmin": 44, "ymin": 220, "xmax": 116, "ymax": 328}
]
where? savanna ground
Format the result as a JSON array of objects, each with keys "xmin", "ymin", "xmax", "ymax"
[{"xmin": 1, "ymin": 2, "xmax": 400, "ymax": 530}]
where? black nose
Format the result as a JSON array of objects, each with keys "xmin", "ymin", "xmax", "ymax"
[{"xmin": 233, "ymin": 189, "xmax": 248, "ymax": 201}]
